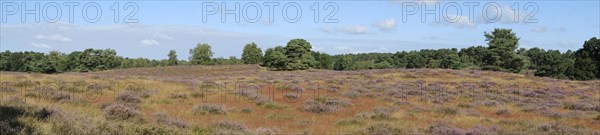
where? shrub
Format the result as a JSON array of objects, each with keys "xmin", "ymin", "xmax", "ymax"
[
  {"xmin": 0, "ymin": 104, "xmax": 42, "ymax": 135},
  {"xmin": 429, "ymin": 122, "xmax": 466, "ymax": 135},
  {"xmin": 342, "ymin": 90, "xmax": 361, "ymax": 99},
  {"xmin": 191, "ymin": 91, "xmax": 205, "ymax": 98},
  {"xmin": 0, "ymin": 86, "xmax": 16, "ymax": 92},
  {"xmin": 563, "ymin": 102, "xmax": 597, "ymax": 111},
  {"xmin": 240, "ymin": 108, "xmax": 253, "ymax": 114},
  {"xmin": 465, "ymin": 125, "xmax": 498, "ymax": 135},
  {"xmin": 116, "ymin": 90, "xmax": 142, "ymax": 103},
  {"xmin": 301, "ymin": 97, "xmax": 351, "ymax": 113},
  {"xmin": 457, "ymin": 103, "xmax": 473, "ymax": 108},
  {"xmin": 191, "ymin": 104, "xmax": 227, "ymax": 115},
  {"xmin": 259, "ymin": 102, "xmax": 287, "ymax": 109},
  {"xmin": 356, "ymin": 123, "xmax": 404, "ymax": 135},
  {"xmin": 595, "ymin": 114, "xmax": 600, "ymax": 121},
  {"xmin": 103, "ymin": 103, "xmax": 141, "ymax": 120},
  {"xmin": 254, "ymin": 127, "xmax": 280, "ymax": 135},
  {"xmin": 465, "ymin": 109, "xmax": 480, "ymax": 117},
  {"xmin": 335, "ymin": 119, "xmax": 364, "ymax": 126},
  {"xmin": 538, "ymin": 109, "xmax": 562, "ymax": 119},
  {"xmin": 302, "ymin": 100, "xmax": 333, "ymax": 113},
  {"xmin": 169, "ymin": 93, "xmax": 188, "ymax": 99},
  {"xmin": 283, "ymin": 93, "xmax": 300, "ymax": 100},
  {"xmin": 495, "ymin": 109, "xmax": 510, "ymax": 115},
  {"xmin": 153, "ymin": 112, "xmax": 188, "ymax": 128},
  {"xmin": 291, "ymin": 85, "xmax": 304, "ymax": 92},
  {"xmin": 537, "ymin": 123, "xmax": 583, "ymax": 135},
  {"xmin": 326, "ymin": 85, "xmax": 340, "ymax": 92},
  {"xmin": 324, "ymin": 97, "xmax": 352, "ymax": 107},
  {"xmin": 209, "ymin": 121, "xmax": 249, "ymax": 135},
  {"xmin": 357, "ymin": 107, "xmax": 399, "ymax": 120},
  {"xmin": 437, "ymin": 107, "xmax": 459, "ymax": 115}
]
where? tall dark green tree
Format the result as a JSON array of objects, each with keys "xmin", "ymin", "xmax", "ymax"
[
  {"xmin": 168, "ymin": 50, "xmax": 178, "ymax": 66},
  {"xmin": 189, "ymin": 43, "xmax": 214, "ymax": 65},
  {"xmin": 567, "ymin": 37, "xmax": 600, "ymax": 80},
  {"xmin": 312, "ymin": 51, "xmax": 334, "ymax": 69},
  {"xmin": 241, "ymin": 42, "xmax": 263, "ymax": 64},
  {"xmin": 459, "ymin": 46, "xmax": 491, "ymax": 67},
  {"xmin": 333, "ymin": 55, "xmax": 353, "ymax": 71},
  {"xmin": 283, "ymin": 39, "xmax": 316, "ymax": 70},
  {"xmin": 484, "ymin": 28, "xmax": 526, "ymax": 73},
  {"xmin": 404, "ymin": 51, "xmax": 426, "ymax": 68},
  {"xmin": 263, "ymin": 46, "xmax": 288, "ymax": 70},
  {"xmin": 534, "ymin": 50, "xmax": 572, "ymax": 79}
]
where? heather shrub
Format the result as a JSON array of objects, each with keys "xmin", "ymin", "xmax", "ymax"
[
  {"xmin": 116, "ymin": 90, "xmax": 142, "ymax": 103},
  {"xmin": 326, "ymin": 85, "xmax": 340, "ymax": 92},
  {"xmin": 301, "ymin": 97, "xmax": 351, "ymax": 113},
  {"xmin": 428, "ymin": 122, "xmax": 466, "ymax": 135},
  {"xmin": 291, "ymin": 85, "xmax": 304, "ymax": 92},
  {"xmin": 537, "ymin": 123, "xmax": 585, "ymax": 135},
  {"xmin": 209, "ymin": 120, "xmax": 249, "ymax": 135},
  {"xmin": 258, "ymin": 102, "xmax": 287, "ymax": 109},
  {"xmin": 283, "ymin": 93, "xmax": 300, "ymax": 100},
  {"xmin": 343, "ymin": 90, "xmax": 361, "ymax": 99},
  {"xmin": 464, "ymin": 109, "xmax": 480, "ymax": 117},
  {"xmin": 190, "ymin": 91, "xmax": 205, "ymax": 98},
  {"xmin": 356, "ymin": 107, "xmax": 399, "ymax": 120},
  {"xmin": 0, "ymin": 104, "xmax": 41, "ymax": 134},
  {"xmin": 355, "ymin": 123, "xmax": 405, "ymax": 135},
  {"xmin": 85, "ymin": 83, "xmax": 109, "ymax": 92},
  {"xmin": 103, "ymin": 103, "xmax": 141, "ymax": 120},
  {"xmin": 0, "ymin": 86, "xmax": 16, "ymax": 92},
  {"xmin": 240, "ymin": 108, "xmax": 253, "ymax": 114},
  {"xmin": 386, "ymin": 89, "xmax": 408, "ymax": 99},
  {"xmin": 335, "ymin": 118, "xmax": 364, "ymax": 126},
  {"xmin": 564, "ymin": 102, "xmax": 597, "ymax": 111},
  {"xmin": 437, "ymin": 107, "xmax": 459, "ymax": 115},
  {"xmin": 465, "ymin": 125, "xmax": 499, "ymax": 135},
  {"xmin": 457, "ymin": 103, "xmax": 473, "ymax": 108},
  {"xmin": 191, "ymin": 104, "xmax": 227, "ymax": 115},
  {"xmin": 169, "ymin": 93, "xmax": 188, "ymax": 99},
  {"xmin": 254, "ymin": 127, "xmax": 280, "ymax": 135},
  {"xmin": 153, "ymin": 112, "xmax": 188, "ymax": 128},
  {"xmin": 34, "ymin": 87, "xmax": 87, "ymax": 104},
  {"xmin": 301, "ymin": 100, "xmax": 332, "ymax": 113},
  {"xmin": 495, "ymin": 109, "xmax": 510, "ymax": 115},
  {"xmin": 537, "ymin": 109, "xmax": 562, "ymax": 119}
]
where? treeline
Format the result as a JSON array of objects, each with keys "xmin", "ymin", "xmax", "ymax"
[{"xmin": 0, "ymin": 28, "xmax": 598, "ymax": 80}]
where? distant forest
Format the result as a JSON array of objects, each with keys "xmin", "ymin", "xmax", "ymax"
[{"xmin": 1, "ymin": 28, "xmax": 599, "ymax": 80}]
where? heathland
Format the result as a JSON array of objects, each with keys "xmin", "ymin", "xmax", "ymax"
[{"xmin": 1, "ymin": 65, "xmax": 599, "ymax": 134}]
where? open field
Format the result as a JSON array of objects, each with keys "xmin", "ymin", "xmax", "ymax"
[{"xmin": 1, "ymin": 65, "xmax": 599, "ymax": 134}]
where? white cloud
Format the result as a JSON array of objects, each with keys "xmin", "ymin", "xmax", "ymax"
[
  {"xmin": 446, "ymin": 14, "xmax": 476, "ymax": 28},
  {"xmin": 140, "ymin": 39, "xmax": 160, "ymax": 47},
  {"xmin": 153, "ymin": 32, "xmax": 174, "ymax": 40},
  {"xmin": 374, "ymin": 18, "xmax": 397, "ymax": 31},
  {"xmin": 313, "ymin": 46, "xmax": 325, "ymax": 52},
  {"xmin": 34, "ymin": 34, "xmax": 72, "ymax": 42},
  {"xmin": 321, "ymin": 25, "xmax": 371, "ymax": 35},
  {"xmin": 31, "ymin": 42, "xmax": 51, "ymax": 49}
]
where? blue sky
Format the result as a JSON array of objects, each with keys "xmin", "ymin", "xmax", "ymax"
[{"xmin": 1, "ymin": 0, "xmax": 599, "ymax": 60}]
